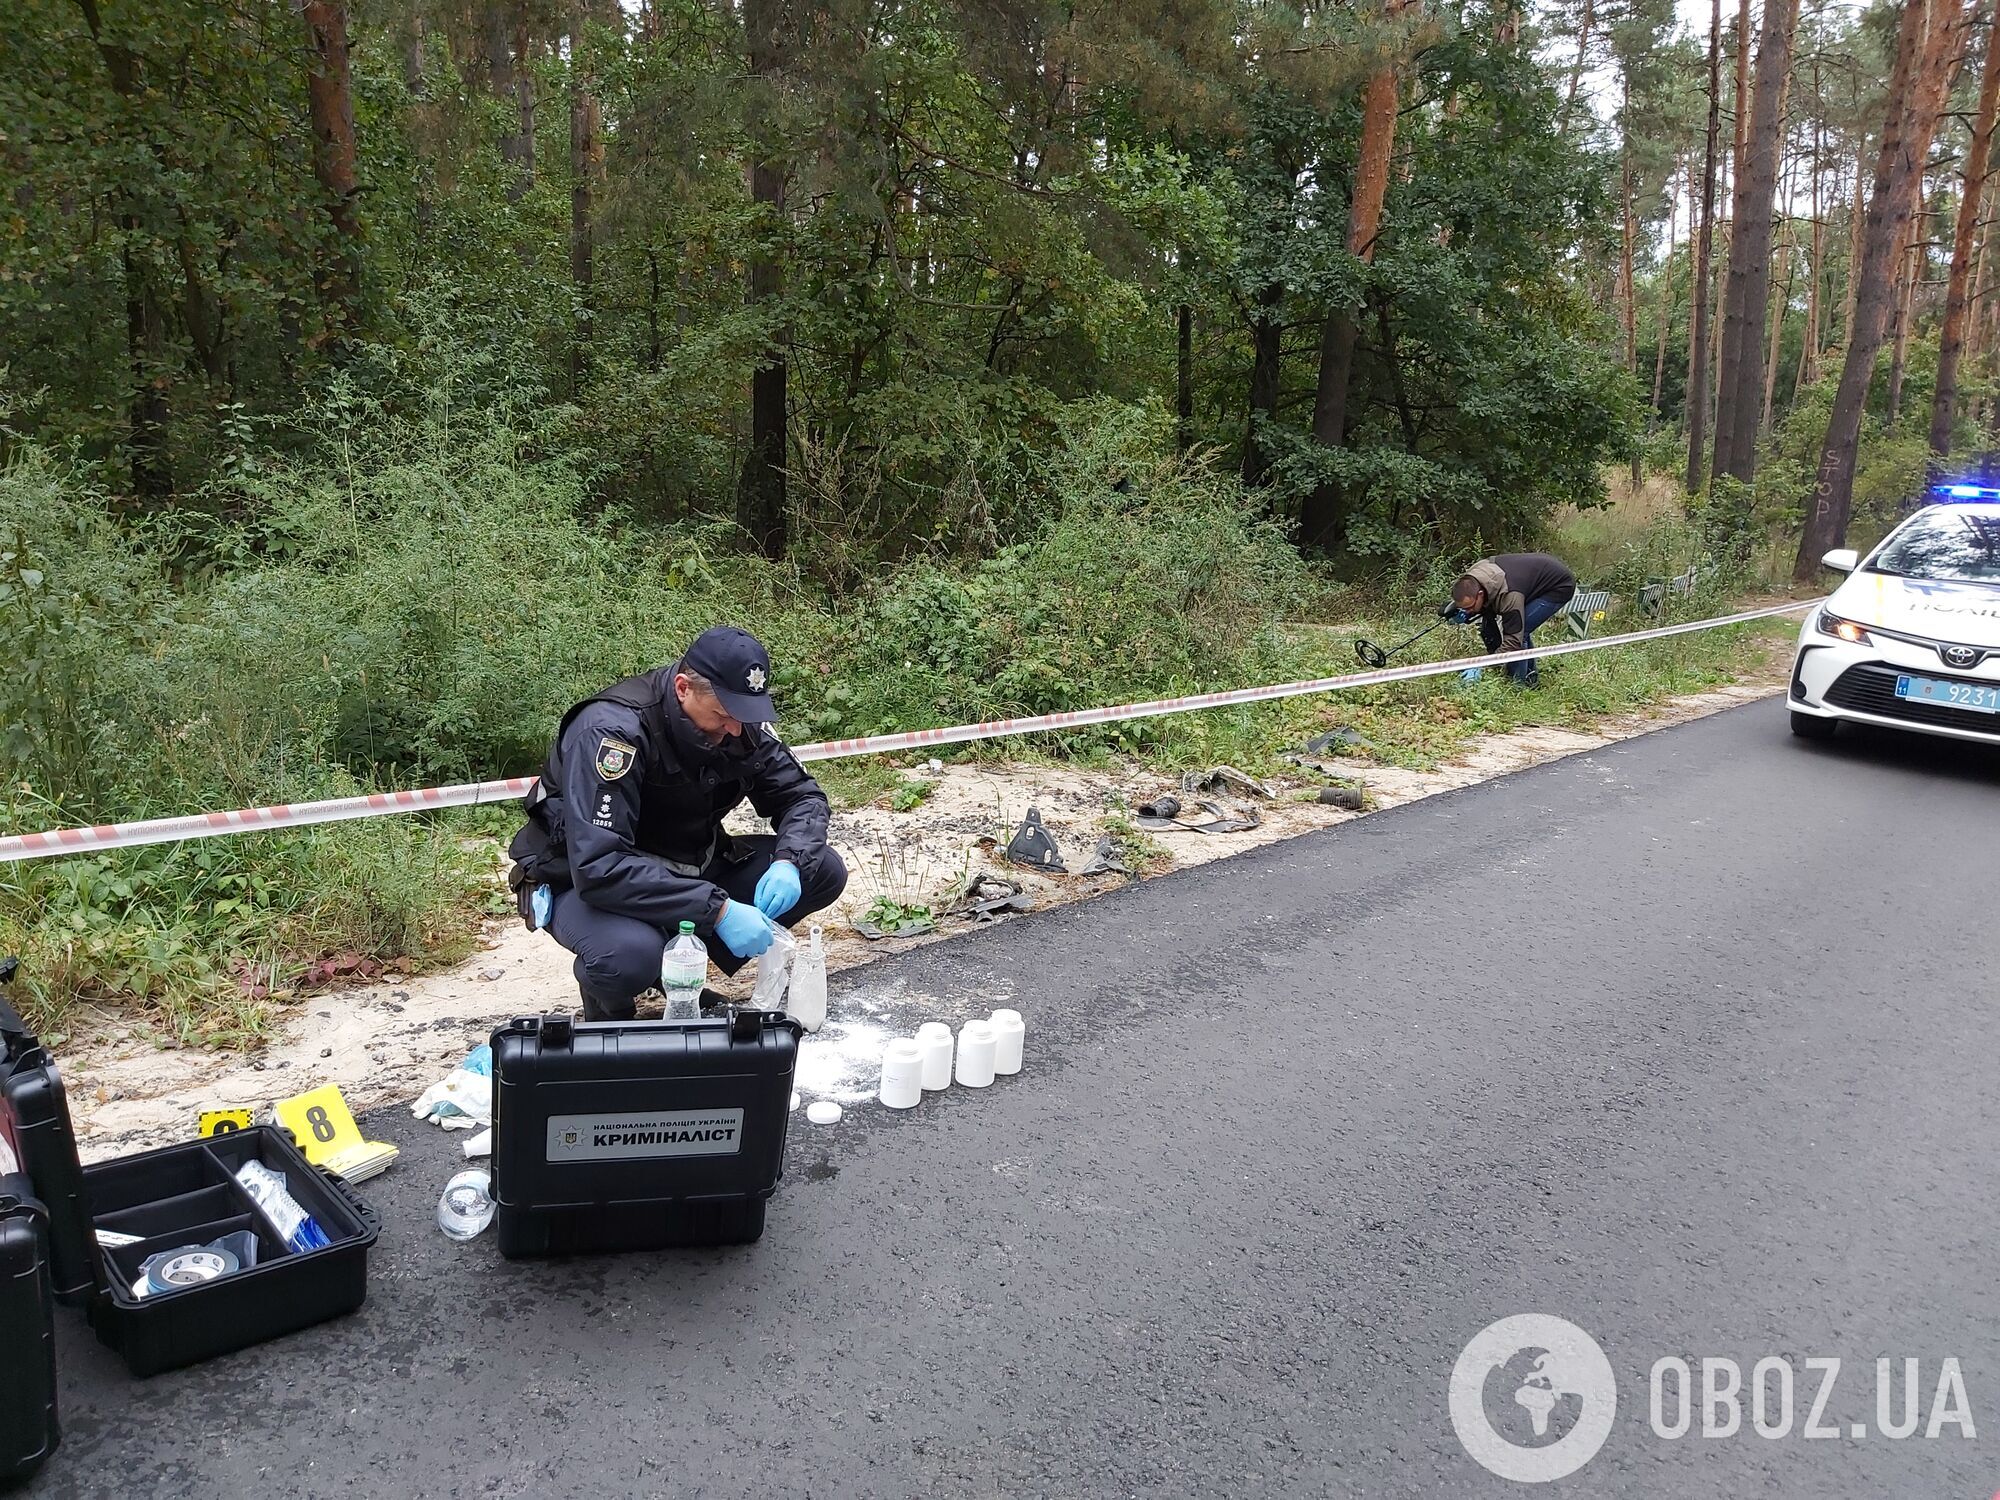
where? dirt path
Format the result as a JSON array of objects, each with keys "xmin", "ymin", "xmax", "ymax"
[{"xmin": 59, "ymin": 672, "xmax": 1787, "ymax": 1158}]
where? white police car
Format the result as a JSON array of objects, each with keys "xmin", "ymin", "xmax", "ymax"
[{"xmin": 1789, "ymin": 491, "xmax": 2000, "ymax": 744}]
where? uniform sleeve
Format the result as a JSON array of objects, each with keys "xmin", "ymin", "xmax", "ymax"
[
  {"xmin": 746, "ymin": 728, "xmax": 832, "ymax": 865},
  {"xmin": 561, "ymin": 703, "xmax": 729, "ymax": 932},
  {"xmin": 1494, "ymin": 591, "xmax": 1529, "ymax": 653}
]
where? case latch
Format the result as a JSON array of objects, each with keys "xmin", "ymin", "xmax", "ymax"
[{"xmin": 540, "ymin": 1014, "xmax": 574, "ymax": 1048}]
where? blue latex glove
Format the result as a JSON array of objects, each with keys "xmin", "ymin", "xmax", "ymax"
[
  {"xmin": 1459, "ymin": 667, "xmax": 1484, "ymax": 684},
  {"xmin": 1450, "ymin": 608, "xmax": 1471, "ymax": 625},
  {"xmin": 753, "ymin": 859, "xmax": 802, "ymax": 920},
  {"xmin": 716, "ymin": 899, "xmax": 777, "ymax": 959}
]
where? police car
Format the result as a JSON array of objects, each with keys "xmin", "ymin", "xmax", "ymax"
[{"xmin": 1789, "ymin": 487, "xmax": 2000, "ymax": 745}]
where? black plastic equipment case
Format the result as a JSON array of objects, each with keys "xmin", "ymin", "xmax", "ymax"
[
  {"xmin": 0, "ymin": 965, "xmax": 381, "ymax": 1378},
  {"xmin": 491, "ymin": 1009, "xmax": 801, "ymax": 1257},
  {"xmin": 0, "ymin": 1173, "xmax": 59, "ymax": 1488}
]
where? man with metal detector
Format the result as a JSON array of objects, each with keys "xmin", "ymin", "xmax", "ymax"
[
  {"xmin": 506, "ymin": 626, "xmax": 848, "ymax": 1021},
  {"xmin": 1444, "ymin": 553, "xmax": 1576, "ymax": 688}
]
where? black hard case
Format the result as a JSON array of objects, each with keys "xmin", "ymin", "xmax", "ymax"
[
  {"xmin": 491, "ymin": 1010, "xmax": 801, "ymax": 1257},
  {"xmin": 0, "ymin": 1174, "xmax": 59, "ymax": 1489},
  {"xmin": 0, "ymin": 967, "xmax": 380, "ymax": 1378}
]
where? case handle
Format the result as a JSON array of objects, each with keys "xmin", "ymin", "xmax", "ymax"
[{"xmin": 315, "ymin": 1166, "xmax": 381, "ymax": 1234}]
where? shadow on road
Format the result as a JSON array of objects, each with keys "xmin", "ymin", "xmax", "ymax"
[{"xmin": 1789, "ymin": 719, "xmax": 2000, "ymax": 788}]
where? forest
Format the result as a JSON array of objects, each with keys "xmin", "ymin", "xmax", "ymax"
[{"xmin": 0, "ymin": 0, "xmax": 1991, "ymax": 1026}]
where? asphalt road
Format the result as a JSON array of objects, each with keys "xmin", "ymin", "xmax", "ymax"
[{"xmin": 29, "ymin": 701, "xmax": 2000, "ymax": 1499}]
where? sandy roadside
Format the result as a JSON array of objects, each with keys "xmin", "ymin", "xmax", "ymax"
[{"xmin": 56, "ymin": 670, "xmax": 1788, "ymax": 1158}]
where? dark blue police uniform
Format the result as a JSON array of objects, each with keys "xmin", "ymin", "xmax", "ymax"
[{"xmin": 507, "ymin": 629, "xmax": 847, "ymax": 1020}]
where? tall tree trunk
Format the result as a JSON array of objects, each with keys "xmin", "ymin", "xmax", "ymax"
[
  {"xmin": 1177, "ymin": 300, "xmax": 1194, "ymax": 454},
  {"xmin": 77, "ymin": 0, "xmax": 170, "ymax": 496},
  {"xmin": 1651, "ymin": 160, "xmax": 1680, "ymax": 426},
  {"xmin": 1689, "ymin": 0, "xmax": 1724, "ymax": 494},
  {"xmin": 404, "ymin": 11, "xmax": 434, "ymax": 231},
  {"xmin": 508, "ymin": 27, "xmax": 537, "ymax": 203},
  {"xmin": 1796, "ymin": 0, "xmax": 1964, "ymax": 579},
  {"xmin": 1622, "ymin": 76, "xmax": 1641, "ymax": 487},
  {"xmin": 1887, "ymin": 219, "xmax": 1919, "ymax": 416},
  {"xmin": 1929, "ymin": 0, "xmax": 2000, "ymax": 456},
  {"xmin": 1242, "ymin": 283, "xmax": 1284, "ymax": 487},
  {"xmin": 1842, "ymin": 134, "xmax": 1866, "ymax": 344},
  {"xmin": 568, "ymin": 1, "xmax": 599, "ymax": 397},
  {"xmin": 1799, "ymin": 93, "xmax": 1823, "ymax": 391},
  {"xmin": 1762, "ymin": 214, "xmax": 1794, "ymax": 428},
  {"xmin": 737, "ymin": 0, "xmax": 789, "ymax": 558},
  {"xmin": 1301, "ymin": 16, "xmax": 1407, "ymax": 550},
  {"xmin": 1713, "ymin": 0, "xmax": 1800, "ymax": 482},
  {"xmin": 302, "ymin": 1, "xmax": 363, "ymax": 337},
  {"xmin": 1563, "ymin": 0, "xmax": 1595, "ymax": 130},
  {"xmin": 1732, "ymin": 0, "xmax": 1753, "ymax": 185}
]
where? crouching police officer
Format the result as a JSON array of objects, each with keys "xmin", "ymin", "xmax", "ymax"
[{"xmin": 507, "ymin": 626, "xmax": 848, "ymax": 1020}]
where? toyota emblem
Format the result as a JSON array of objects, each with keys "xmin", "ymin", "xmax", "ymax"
[{"xmin": 1940, "ymin": 643, "xmax": 1982, "ymax": 669}]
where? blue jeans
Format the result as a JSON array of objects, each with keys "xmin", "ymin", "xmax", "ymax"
[{"xmin": 1481, "ymin": 591, "xmax": 1572, "ymax": 686}]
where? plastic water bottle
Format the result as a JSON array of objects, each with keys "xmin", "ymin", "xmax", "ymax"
[
  {"xmin": 661, "ymin": 921, "xmax": 707, "ymax": 1021},
  {"xmin": 436, "ymin": 1170, "xmax": 495, "ymax": 1241},
  {"xmin": 749, "ymin": 926, "xmax": 795, "ymax": 1011}
]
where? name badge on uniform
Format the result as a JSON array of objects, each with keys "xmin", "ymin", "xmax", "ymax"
[{"xmin": 595, "ymin": 736, "xmax": 637, "ymax": 781}]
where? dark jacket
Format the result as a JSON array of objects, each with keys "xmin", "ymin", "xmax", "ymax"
[
  {"xmin": 1465, "ymin": 553, "xmax": 1577, "ymax": 654},
  {"xmin": 506, "ymin": 664, "xmax": 831, "ymax": 935}
]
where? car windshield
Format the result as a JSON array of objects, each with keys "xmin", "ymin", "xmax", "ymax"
[{"xmin": 1868, "ymin": 510, "xmax": 2000, "ymax": 585}]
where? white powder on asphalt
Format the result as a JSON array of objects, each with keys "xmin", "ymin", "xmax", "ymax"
[{"xmin": 792, "ymin": 1017, "xmax": 894, "ymax": 1104}]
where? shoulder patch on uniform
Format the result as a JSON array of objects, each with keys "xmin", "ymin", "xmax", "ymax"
[{"xmin": 595, "ymin": 736, "xmax": 638, "ymax": 781}]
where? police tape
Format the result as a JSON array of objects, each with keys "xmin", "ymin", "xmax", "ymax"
[{"xmin": 0, "ymin": 598, "xmax": 1819, "ymax": 864}]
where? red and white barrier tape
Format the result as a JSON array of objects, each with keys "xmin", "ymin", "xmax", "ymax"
[{"xmin": 0, "ymin": 599, "xmax": 1817, "ymax": 864}]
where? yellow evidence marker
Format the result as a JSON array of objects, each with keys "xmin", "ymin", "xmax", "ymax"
[{"xmin": 272, "ymin": 1084, "xmax": 400, "ymax": 1182}]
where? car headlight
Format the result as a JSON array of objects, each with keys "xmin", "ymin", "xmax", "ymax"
[{"xmin": 1816, "ymin": 609, "xmax": 1873, "ymax": 645}]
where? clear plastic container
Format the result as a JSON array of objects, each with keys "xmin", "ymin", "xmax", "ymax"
[
  {"xmin": 750, "ymin": 926, "xmax": 795, "ymax": 1011},
  {"xmin": 660, "ymin": 921, "xmax": 707, "ymax": 1022},
  {"xmin": 436, "ymin": 1170, "xmax": 496, "ymax": 1241},
  {"xmin": 787, "ymin": 926, "xmax": 828, "ymax": 1033}
]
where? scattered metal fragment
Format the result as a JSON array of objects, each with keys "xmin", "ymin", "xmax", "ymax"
[{"xmin": 1004, "ymin": 807, "xmax": 1066, "ymax": 872}]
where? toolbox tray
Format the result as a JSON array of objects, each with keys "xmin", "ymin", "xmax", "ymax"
[
  {"xmin": 1, "ymin": 966, "xmax": 380, "ymax": 1379},
  {"xmin": 0, "ymin": 1173, "xmax": 59, "ymax": 1488},
  {"xmin": 491, "ymin": 1010, "xmax": 800, "ymax": 1257}
]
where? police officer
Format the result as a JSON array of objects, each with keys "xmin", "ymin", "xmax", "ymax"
[
  {"xmin": 1443, "ymin": 553, "xmax": 1577, "ymax": 689},
  {"xmin": 507, "ymin": 626, "xmax": 848, "ymax": 1020}
]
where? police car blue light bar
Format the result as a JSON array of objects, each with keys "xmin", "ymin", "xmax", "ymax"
[{"xmin": 1930, "ymin": 482, "xmax": 2000, "ymax": 500}]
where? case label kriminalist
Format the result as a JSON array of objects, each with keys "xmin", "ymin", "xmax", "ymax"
[{"xmin": 544, "ymin": 1109, "xmax": 745, "ymax": 1161}]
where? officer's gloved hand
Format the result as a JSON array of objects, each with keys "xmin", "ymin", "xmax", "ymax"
[
  {"xmin": 753, "ymin": 860, "xmax": 802, "ymax": 920},
  {"xmin": 716, "ymin": 899, "xmax": 777, "ymax": 959},
  {"xmin": 1459, "ymin": 667, "xmax": 1484, "ymax": 685}
]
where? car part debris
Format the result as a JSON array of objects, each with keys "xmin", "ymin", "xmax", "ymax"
[
  {"xmin": 947, "ymin": 873, "xmax": 1033, "ymax": 924},
  {"xmin": 1076, "ymin": 835, "xmax": 1130, "ymax": 876},
  {"xmin": 1316, "ymin": 785, "xmax": 1364, "ymax": 811},
  {"xmin": 1181, "ymin": 765, "xmax": 1272, "ymax": 800},
  {"xmin": 1135, "ymin": 794, "xmax": 1181, "ymax": 819},
  {"xmin": 1004, "ymin": 807, "xmax": 1066, "ymax": 872},
  {"xmin": 1136, "ymin": 798, "xmax": 1261, "ymax": 836}
]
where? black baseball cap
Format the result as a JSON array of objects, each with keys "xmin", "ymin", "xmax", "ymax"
[{"xmin": 681, "ymin": 626, "xmax": 777, "ymax": 723}]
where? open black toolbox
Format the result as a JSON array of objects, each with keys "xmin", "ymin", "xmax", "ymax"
[
  {"xmin": 491, "ymin": 1008, "xmax": 800, "ymax": 1257},
  {"xmin": 0, "ymin": 963, "xmax": 380, "ymax": 1392}
]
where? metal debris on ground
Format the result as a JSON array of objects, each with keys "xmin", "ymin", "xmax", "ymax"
[
  {"xmin": 1135, "ymin": 794, "xmax": 1181, "ymax": 820},
  {"xmin": 1180, "ymin": 765, "xmax": 1273, "ymax": 800},
  {"xmin": 1316, "ymin": 785, "xmax": 1365, "ymax": 811},
  {"xmin": 1284, "ymin": 727, "xmax": 1378, "ymax": 779},
  {"xmin": 1075, "ymin": 835, "xmax": 1130, "ymax": 877},
  {"xmin": 1136, "ymin": 797, "xmax": 1262, "ymax": 836},
  {"xmin": 1004, "ymin": 807, "xmax": 1066, "ymax": 872},
  {"xmin": 948, "ymin": 873, "xmax": 1034, "ymax": 923}
]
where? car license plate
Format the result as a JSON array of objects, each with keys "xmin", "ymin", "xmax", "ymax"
[{"xmin": 1895, "ymin": 674, "xmax": 2000, "ymax": 713}]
